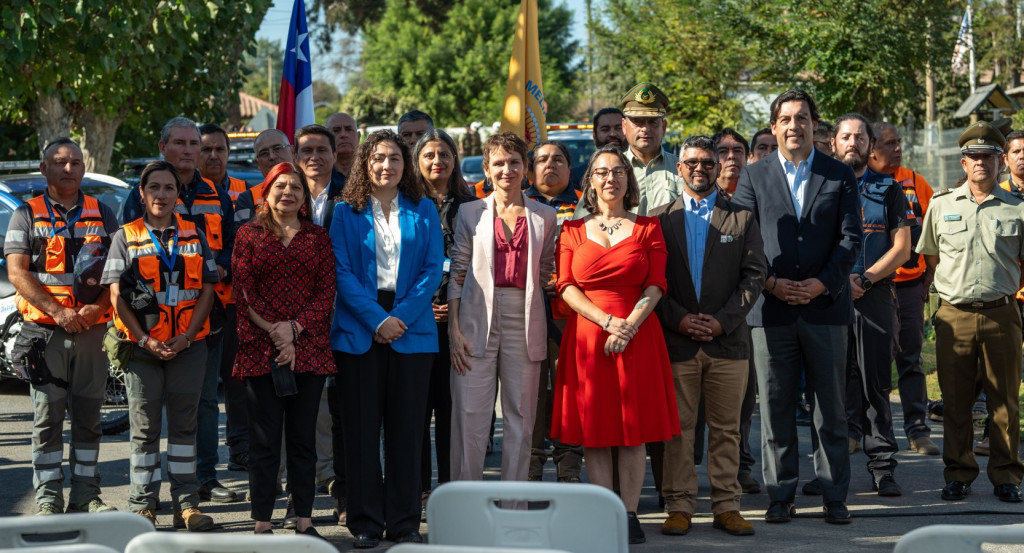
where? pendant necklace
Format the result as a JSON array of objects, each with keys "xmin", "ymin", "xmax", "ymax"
[{"xmin": 598, "ymin": 217, "xmax": 622, "ymax": 235}]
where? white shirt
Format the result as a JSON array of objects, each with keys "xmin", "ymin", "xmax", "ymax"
[
  {"xmin": 371, "ymin": 194, "xmax": 401, "ymax": 292},
  {"xmin": 778, "ymin": 147, "xmax": 815, "ymax": 221},
  {"xmin": 311, "ymin": 185, "xmax": 331, "ymax": 226}
]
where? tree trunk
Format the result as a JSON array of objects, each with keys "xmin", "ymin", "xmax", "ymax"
[
  {"xmin": 78, "ymin": 111, "xmax": 125, "ymax": 175},
  {"xmin": 28, "ymin": 94, "xmax": 71, "ymax": 158}
]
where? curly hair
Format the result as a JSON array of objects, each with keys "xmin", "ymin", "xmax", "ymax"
[
  {"xmin": 580, "ymin": 146, "xmax": 640, "ymax": 213},
  {"xmin": 342, "ymin": 129, "xmax": 424, "ymax": 212}
]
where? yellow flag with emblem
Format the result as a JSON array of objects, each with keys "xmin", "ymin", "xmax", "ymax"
[{"xmin": 500, "ymin": 0, "xmax": 546, "ymax": 151}]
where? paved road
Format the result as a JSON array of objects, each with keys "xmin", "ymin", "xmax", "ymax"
[{"xmin": 1, "ymin": 378, "xmax": 1021, "ymax": 552}]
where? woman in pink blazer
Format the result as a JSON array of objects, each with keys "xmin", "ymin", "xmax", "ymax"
[{"xmin": 448, "ymin": 132, "xmax": 557, "ymax": 482}]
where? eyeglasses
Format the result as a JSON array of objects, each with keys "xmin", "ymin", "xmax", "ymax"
[
  {"xmin": 681, "ymin": 159, "xmax": 716, "ymax": 170},
  {"xmin": 256, "ymin": 144, "xmax": 288, "ymax": 160},
  {"xmin": 591, "ymin": 167, "xmax": 628, "ymax": 179}
]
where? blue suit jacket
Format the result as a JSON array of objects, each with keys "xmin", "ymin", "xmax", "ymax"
[
  {"xmin": 329, "ymin": 192, "xmax": 444, "ymax": 354},
  {"xmin": 731, "ymin": 151, "xmax": 862, "ymax": 327}
]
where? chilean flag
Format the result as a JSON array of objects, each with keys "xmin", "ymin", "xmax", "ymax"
[{"xmin": 276, "ymin": 0, "xmax": 314, "ymax": 140}]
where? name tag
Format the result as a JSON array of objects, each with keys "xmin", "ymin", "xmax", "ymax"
[
  {"xmin": 443, "ymin": 258, "xmax": 451, "ymax": 274},
  {"xmin": 943, "ymin": 214, "xmax": 962, "ymax": 221},
  {"xmin": 165, "ymin": 284, "xmax": 179, "ymax": 307}
]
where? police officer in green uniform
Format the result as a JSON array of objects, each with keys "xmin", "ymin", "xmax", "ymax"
[{"xmin": 917, "ymin": 121, "xmax": 1024, "ymax": 503}]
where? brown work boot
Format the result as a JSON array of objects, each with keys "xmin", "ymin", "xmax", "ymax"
[
  {"xmin": 134, "ymin": 509, "xmax": 157, "ymax": 527},
  {"xmin": 909, "ymin": 436, "xmax": 940, "ymax": 455},
  {"xmin": 173, "ymin": 507, "xmax": 214, "ymax": 532},
  {"xmin": 661, "ymin": 511, "xmax": 692, "ymax": 535},
  {"xmin": 713, "ymin": 510, "xmax": 755, "ymax": 536}
]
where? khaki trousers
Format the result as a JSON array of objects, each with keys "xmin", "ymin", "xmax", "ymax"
[
  {"xmin": 935, "ymin": 300, "xmax": 1024, "ymax": 486},
  {"xmin": 451, "ymin": 287, "xmax": 541, "ymax": 482},
  {"xmin": 662, "ymin": 351, "xmax": 747, "ymax": 515}
]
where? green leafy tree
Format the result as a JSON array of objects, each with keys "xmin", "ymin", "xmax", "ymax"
[
  {"xmin": 1, "ymin": 1, "xmax": 271, "ymax": 173},
  {"xmin": 343, "ymin": 0, "xmax": 580, "ymax": 127}
]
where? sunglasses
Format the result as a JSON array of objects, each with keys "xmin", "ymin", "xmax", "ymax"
[{"xmin": 681, "ymin": 159, "xmax": 716, "ymax": 170}]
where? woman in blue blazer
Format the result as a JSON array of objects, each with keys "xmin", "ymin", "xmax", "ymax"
[{"xmin": 329, "ymin": 129, "xmax": 443, "ymax": 549}]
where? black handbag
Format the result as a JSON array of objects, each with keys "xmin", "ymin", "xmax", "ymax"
[
  {"xmin": 10, "ymin": 322, "xmax": 65, "ymax": 388},
  {"xmin": 119, "ymin": 269, "xmax": 159, "ymax": 333}
]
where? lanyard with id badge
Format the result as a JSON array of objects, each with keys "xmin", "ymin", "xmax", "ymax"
[{"xmin": 146, "ymin": 228, "xmax": 180, "ymax": 306}]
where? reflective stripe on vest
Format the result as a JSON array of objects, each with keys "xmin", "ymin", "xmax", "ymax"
[
  {"xmin": 224, "ymin": 176, "xmax": 249, "ymax": 204},
  {"xmin": 16, "ymin": 195, "xmax": 112, "ymax": 325},
  {"xmin": 853, "ymin": 173, "xmax": 896, "ymax": 277},
  {"xmin": 114, "ymin": 215, "xmax": 210, "ymax": 342},
  {"xmin": 178, "ymin": 180, "xmax": 231, "ymax": 304}
]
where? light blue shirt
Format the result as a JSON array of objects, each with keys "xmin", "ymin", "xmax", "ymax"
[
  {"xmin": 683, "ymin": 189, "xmax": 716, "ymax": 299},
  {"xmin": 778, "ymin": 147, "xmax": 815, "ymax": 221}
]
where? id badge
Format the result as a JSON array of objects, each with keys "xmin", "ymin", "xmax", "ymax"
[
  {"xmin": 165, "ymin": 284, "xmax": 179, "ymax": 307},
  {"xmin": 443, "ymin": 258, "xmax": 451, "ymax": 274}
]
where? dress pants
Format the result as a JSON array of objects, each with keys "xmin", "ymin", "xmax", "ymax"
[
  {"xmin": 662, "ymin": 353, "xmax": 747, "ymax": 515},
  {"xmin": 326, "ymin": 377, "xmax": 346, "ymax": 501},
  {"xmin": 894, "ymin": 280, "xmax": 930, "ymax": 440},
  {"xmin": 314, "ymin": 386, "xmax": 335, "ymax": 488},
  {"xmin": 529, "ymin": 326, "xmax": 584, "ymax": 481},
  {"xmin": 220, "ymin": 305, "xmax": 249, "ymax": 460},
  {"xmin": 737, "ymin": 358, "xmax": 758, "ymax": 475},
  {"xmin": 31, "ymin": 324, "xmax": 108, "ymax": 507},
  {"xmin": 934, "ymin": 300, "xmax": 1024, "ymax": 486},
  {"xmin": 196, "ymin": 330, "xmax": 222, "ymax": 484},
  {"xmin": 422, "ymin": 322, "xmax": 453, "ymax": 491},
  {"xmin": 451, "ymin": 287, "xmax": 541, "ymax": 482},
  {"xmin": 846, "ymin": 284, "xmax": 899, "ymax": 477},
  {"xmin": 752, "ymin": 321, "xmax": 850, "ymax": 503},
  {"xmin": 246, "ymin": 372, "xmax": 325, "ymax": 521},
  {"xmin": 338, "ymin": 290, "xmax": 433, "ymax": 538},
  {"xmin": 125, "ymin": 343, "xmax": 207, "ymax": 512}
]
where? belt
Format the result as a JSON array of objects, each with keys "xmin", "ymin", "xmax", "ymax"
[{"xmin": 945, "ymin": 296, "xmax": 1013, "ymax": 310}]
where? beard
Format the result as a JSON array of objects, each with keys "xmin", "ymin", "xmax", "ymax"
[
  {"xmin": 685, "ymin": 174, "xmax": 715, "ymax": 193},
  {"xmin": 841, "ymin": 149, "xmax": 868, "ymax": 172},
  {"xmin": 596, "ymin": 136, "xmax": 625, "ymax": 151}
]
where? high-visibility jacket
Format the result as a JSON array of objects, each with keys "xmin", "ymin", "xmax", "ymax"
[
  {"xmin": 114, "ymin": 215, "xmax": 210, "ymax": 342},
  {"xmin": 470, "ymin": 180, "xmax": 492, "ymax": 199},
  {"xmin": 222, "ymin": 176, "xmax": 249, "ymax": 204},
  {"xmin": 892, "ymin": 167, "xmax": 932, "ymax": 284},
  {"xmin": 180, "ymin": 179, "xmax": 230, "ymax": 305},
  {"xmin": 17, "ymin": 195, "xmax": 113, "ymax": 326}
]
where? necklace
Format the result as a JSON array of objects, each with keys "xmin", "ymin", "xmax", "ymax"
[{"xmin": 597, "ymin": 217, "xmax": 622, "ymax": 235}]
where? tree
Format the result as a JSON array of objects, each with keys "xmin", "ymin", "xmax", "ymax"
[
  {"xmin": 309, "ymin": 0, "xmax": 454, "ymax": 44},
  {"xmin": 240, "ymin": 38, "xmax": 285, "ymax": 103},
  {"xmin": 1, "ymin": 1, "xmax": 271, "ymax": 173},
  {"xmin": 342, "ymin": 0, "xmax": 580, "ymax": 127}
]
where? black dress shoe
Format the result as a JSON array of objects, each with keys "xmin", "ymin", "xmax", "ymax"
[
  {"xmin": 802, "ymin": 479, "xmax": 823, "ymax": 496},
  {"xmin": 389, "ymin": 529, "xmax": 423, "ymax": 543},
  {"xmin": 227, "ymin": 453, "xmax": 249, "ymax": 472},
  {"xmin": 626, "ymin": 511, "xmax": 646, "ymax": 544},
  {"xmin": 764, "ymin": 501, "xmax": 795, "ymax": 523},
  {"xmin": 298, "ymin": 526, "xmax": 326, "ymax": 539},
  {"xmin": 872, "ymin": 474, "xmax": 903, "ymax": 497},
  {"xmin": 352, "ymin": 532, "xmax": 381, "ymax": 549},
  {"xmin": 198, "ymin": 479, "xmax": 238, "ymax": 503},
  {"xmin": 941, "ymin": 480, "xmax": 971, "ymax": 501},
  {"xmin": 994, "ymin": 483, "xmax": 1023, "ymax": 503},
  {"xmin": 823, "ymin": 501, "xmax": 851, "ymax": 524}
]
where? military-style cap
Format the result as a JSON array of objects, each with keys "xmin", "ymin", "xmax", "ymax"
[
  {"xmin": 621, "ymin": 82, "xmax": 669, "ymax": 118},
  {"xmin": 959, "ymin": 121, "xmax": 1006, "ymax": 154}
]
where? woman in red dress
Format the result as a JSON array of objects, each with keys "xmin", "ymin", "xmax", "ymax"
[
  {"xmin": 552, "ymin": 146, "xmax": 679, "ymax": 544},
  {"xmin": 231, "ymin": 162, "xmax": 336, "ymax": 537}
]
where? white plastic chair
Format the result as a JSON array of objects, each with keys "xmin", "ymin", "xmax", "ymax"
[
  {"xmin": 426, "ymin": 481, "xmax": 628, "ymax": 553},
  {"xmin": 893, "ymin": 524, "xmax": 1024, "ymax": 553},
  {"xmin": 0, "ymin": 511, "xmax": 153, "ymax": 551},
  {"xmin": 391, "ymin": 545, "xmax": 570, "ymax": 553},
  {"xmin": 0, "ymin": 546, "xmax": 118, "ymax": 553},
  {"xmin": 124, "ymin": 532, "xmax": 338, "ymax": 553}
]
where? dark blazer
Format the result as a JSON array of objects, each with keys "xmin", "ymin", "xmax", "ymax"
[
  {"xmin": 652, "ymin": 193, "xmax": 766, "ymax": 361},
  {"xmin": 731, "ymin": 151, "xmax": 861, "ymax": 327}
]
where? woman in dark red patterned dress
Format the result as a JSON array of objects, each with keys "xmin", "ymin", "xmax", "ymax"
[{"xmin": 231, "ymin": 162, "xmax": 336, "ymax": 537}]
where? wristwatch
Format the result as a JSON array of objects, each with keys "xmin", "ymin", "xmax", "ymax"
[
  {"xmin": 138, "ymin": 334, "xmax": 149, "ymax": 348},
  {"xmin": 858, "ymin": 274, "xmax": 873, "ymax": 291}
]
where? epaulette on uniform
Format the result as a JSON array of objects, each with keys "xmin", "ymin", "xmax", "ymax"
[{"xmin": 932, "ymin": 189, "xmax": 953, "ymax": 198}]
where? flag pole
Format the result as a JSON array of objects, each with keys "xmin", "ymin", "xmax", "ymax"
[{"xmin": 968, "ymin": 0, "xmax": 976, "ymax": 94}]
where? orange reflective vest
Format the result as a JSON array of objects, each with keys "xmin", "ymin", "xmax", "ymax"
[
  {"xmin": 891, "ymin": 167, "xmax": 933, "ymax": 284},
  {"xmin": 114, "ymin": 215, "xmax": 210, "ymax": 342},
  {"xmin": 250, "ymin": 183, "xmax": 267, "ymax": 211},
  {"xmin": 222, "ymin": 175, "xmax": 249, "ymax": 204},
  {"xmin": 17, "ymin": 195, "xmax": 113, "ymax": 326},
  {"xmin": 180, "ymin": 179, "xmax": 231, "ymax": 304},
  {"xmin": 470, "ymin": 180, "xmax": 492, "ymax": 199}
]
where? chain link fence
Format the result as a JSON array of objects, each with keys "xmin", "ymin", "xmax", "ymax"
[{"xmin": 903, "ymin": 125, "xmax": 989, "ymax": 192}]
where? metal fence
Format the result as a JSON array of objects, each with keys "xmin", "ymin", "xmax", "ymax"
[{"xmin": 903, "ymin": 125, "xmax": 977, "ymax": 192}]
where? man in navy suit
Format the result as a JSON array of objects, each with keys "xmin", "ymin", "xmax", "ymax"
[{"xmin": 731, "ymin": 89, "xmax": 862, "ymax": 525}]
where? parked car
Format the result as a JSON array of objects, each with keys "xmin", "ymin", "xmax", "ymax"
[
  {"xmin": 0, "ymin": 172, "xmax": 131, "ymax": 435},
  {"xmin": 461, "ymin": 155, "xmax": 485, "ymax": 185}
]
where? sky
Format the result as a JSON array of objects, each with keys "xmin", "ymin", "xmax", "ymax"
[{"xmin": 255, "ymin": 0, "xmax": 591, "ymax": 92}]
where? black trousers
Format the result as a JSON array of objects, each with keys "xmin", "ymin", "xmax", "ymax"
[
  {"xmin": 337, "ymin": 290, "xmax": 433, "ymax": 538},
  {"xmin": 220, "ymin": 305, "xmax": 249, "ymax": 457},
  {"xmin": 326, "ymin": 376, "xmax": 346, "ymax": 499},
  {"xmin": 246, "ymin": 372, "xmax": 326, "ymax": 522},
  {"xmin": 421, "ymin": 322, "xmax": 452, "ymax": 492}
]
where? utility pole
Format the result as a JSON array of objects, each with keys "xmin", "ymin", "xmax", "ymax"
[
  {"xmin": 586, "ymin": 0, "xmax": 594, "ymax": 118},
  {"xmin": 268, "ymin": 55, "xmax": 274, "ymax": 104}
]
